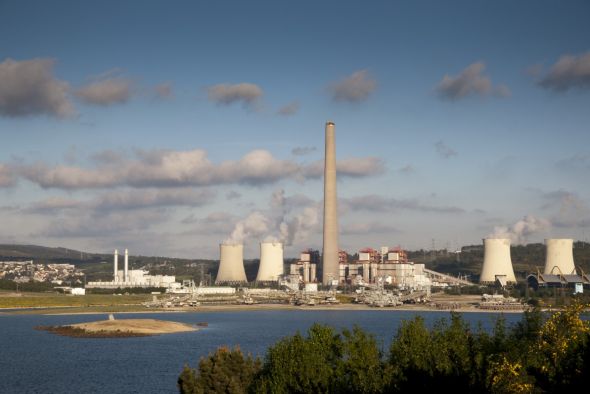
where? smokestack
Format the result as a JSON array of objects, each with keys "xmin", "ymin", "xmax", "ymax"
[
  {"xmin": 256, "ymin": 242, "xmax": 284, "ymax": 282},
  {"xmin": 322, "ymin": 121, "xmax": 339, "ymax": 285},
  {"xmin": 544, "ymin": 238, "xmax": 576, "ymax": 275},
  {"xmin": 216, "ymin": 244, "xmax": 248, "ymax": 284},
  {"xmin": 113, "ymin": 249, "xmax": 118, "ymax": 282},
  {"xmin": 480, "ymin": 238, "xmax": 516, "ymax": 284},
  {"xmin": 124, "ymin": 248, "xmax": 129, "ymax": 283}
]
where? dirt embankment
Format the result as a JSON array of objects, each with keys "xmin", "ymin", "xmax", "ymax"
[{"xmin": 36, "ymin": 318, "xmax": 198, "ymax": 337}]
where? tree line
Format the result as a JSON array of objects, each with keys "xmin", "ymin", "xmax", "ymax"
[{"xmin": 178, "ymin": 304, "xmax": 590, "ymax": 393}]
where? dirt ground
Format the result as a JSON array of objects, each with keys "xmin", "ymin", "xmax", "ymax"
[{"xmin": 70, "ymin": 318, "xmax": 197, "ymax": 334}]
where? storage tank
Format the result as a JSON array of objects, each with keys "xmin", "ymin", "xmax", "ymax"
[
  {"xmin": 479, "ymin": 238, "xmax": 516, "ymax": 284},
  {"xmin": 256, "ymin": 242, "xmax": 284, "ymax": 282},
  {"xmin": 216, "ymin": 244, "xmax": 248, "ymax": 284},
  {"xmin": 544, "ymin": 238, "xmax": 576, "ymax": 275}
]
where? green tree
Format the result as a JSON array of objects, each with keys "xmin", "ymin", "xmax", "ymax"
[{"xmin": 178, "ymin": 346, "xmax": 261, "ymax": 394}]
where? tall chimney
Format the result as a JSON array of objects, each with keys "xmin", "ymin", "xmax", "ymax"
[
  {"xmin": 113, "ymin": 249, "xmax": 118, "ymax": 282},
  {"xmin": 322, "ymin": 121, "xmax": 339, "ymax": 285},
  {"xmin": 124, "ymin": 248, "xmax": 129, "ymax": 283}
]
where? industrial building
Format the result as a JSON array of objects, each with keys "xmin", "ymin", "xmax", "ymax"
[
  {"xmin": 86, "ymin": 249, "xmax": 176, "ymax": 289},
  {"xmin": 289, "ymin": 249, "xmax": 320, "ymax": 283},
  {"xmin": 338, "ymin": 247, "xmax": 431, "ymax": 291}
]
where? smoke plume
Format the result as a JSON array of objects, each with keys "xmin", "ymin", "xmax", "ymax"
[
  {"xmin": 488, "ymin": 215, "xmax": 550, "ymax": 245},
  {"xmin": 225, "ymin": 189, "xmax": 319, "ymax": 246}
]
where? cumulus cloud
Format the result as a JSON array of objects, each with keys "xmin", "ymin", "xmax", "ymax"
[
  {"xmin": 556, "ymin": 153, "xmax": 590, "ymax": 171},
  {"xmin": 0, "ymin": 58, "xmax": 74, "ymax": 118},
  {"xmin": 13, "ymin": 148, "xmax": 383, "ymax": 190},
  {"xmin": 488, "ymin": 215, "xmax": 550, "ymax": 245},
  {"xmin": 538, "ymin": 51, "xmax": 590, "ymax": 92},
  {"xmin": 398, "ymin": 164, "xmax": 415, "ymax": 174},
  {"xmin": 0, "ymin": 164, "xmax": 15, "ymax": 187},
  {"xmin": 39, "ymin": 210, "xmax": 168, "ymax": 238},
  {"xmin": 436, "ymin": 62, "xmax": 510, "ymax": 100},
  {"xmin": 207, "ymin": 83, "xmax": 263, "ymax": 109},
  {"xmin": 226, "ymin": 190, "xmax": 242, "ymax": 200},
  {"xmin": 154, "ymin": 83, "xmax": 173, "ymax": 99},
  {"xmin": 538, "ymin": 189, "xmax": 589, "ymax": 229},
  {"xmin": 75, "ymin": 76, "xmax": 133, "ymax": 106},
  {"xmin": 25, "ymin": 189, "xmax": 213, "ymax": 214},
  {"xmin": 435, "ymin": 140, "xmax": 458, "ymax": 159},
  {"xmin": 341, "ymin": 221, "xmax": 399, "ymax": 235},
  {"xmin": 291, "ymin": 146, "xmax": 316, "ymax": 156},
  {"xmin": 341, "ymin": 194, "xmax": 465, "ymax": 214},
  {"xmin": 303, "ymin": 157, "xmax": 385, "ymax": 179},
  {"xmin": 183, "ymin": 211, "xmax": 237, "ymax": 234},
  {"xmin": 328, "ymin": 70, "xmax": 376, "ymax": 103},
  {"xmin": 277, "ymin": 101, "xmax": 299, "ymax": 116}
]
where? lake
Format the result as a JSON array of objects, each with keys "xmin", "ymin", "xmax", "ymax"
[{"xmin": 0, "ymin": 310, "xmax": 525, "ymax": 394}]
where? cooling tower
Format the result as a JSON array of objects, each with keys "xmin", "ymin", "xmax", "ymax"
[
  {"xmin": 256, "ymin": 242, "xmax": 284, "ymax": 282},
  {"xmin": 544, "ymin": 238, "xmax": 576, "ymax": 275},
  {"xmin": 216, "ymin": 244, "xmax": 248, "ymax": 284},
  {"xmin": 322, "ymin": 121, "xmax": 340, "ymax": 285},
  {"xmin": 480, "ymin": 238, "xmax": 516, "ymax": 284},
  {"xmin": 113, "ymin": 249, "xmax": 118, "ymax": 282}
]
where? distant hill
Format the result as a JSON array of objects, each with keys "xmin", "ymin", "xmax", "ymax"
[{"xmin": 0, "ymin": 244, "xmax": 100, "ymax": 262}]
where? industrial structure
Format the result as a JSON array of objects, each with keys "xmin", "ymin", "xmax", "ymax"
[
  {"xmin": 322, "ymin": 121, "xmax": 339, "ymax": 286},
  {"xmin": 544, "ymin": 238, "xmax": 576, "ymax": 275},
  {"xmin": 87, "ymin": 249, "xmax": 176, "ymax": 289},
  {"xmin": 479, "ymin": 238, "xmax": 517, "ymax": 285},
  {"xmin": 289, "ymin": 249, "xmax": 319, "ymax": 283},
  {"xmin": 256, "ymin": 242, "xmax": 284, "ymax": 282},
  {"xmin": 215, "ymin": 243, "xmax": 248, "ymax": 284},
  {"xmin": 338, "ymin": 247, "xmax": 432, "ymax": 291}
]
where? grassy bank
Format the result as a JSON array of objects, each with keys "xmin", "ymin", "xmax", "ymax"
[{"xmin": 0, "ymin": 292, "xmax": 152, "ymax": 309}]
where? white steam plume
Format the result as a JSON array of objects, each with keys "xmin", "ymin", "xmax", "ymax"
[{"xmin": 488, "ymin": 215, "xmax": 550, "ymax": 245}]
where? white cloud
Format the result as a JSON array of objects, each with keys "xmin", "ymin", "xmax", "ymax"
[
  {"xmin": 538, "ymin": 51, "xmax": 590, "ymax": 92},
  {"xmin": 435, "ymin": 140, "xmax": 458, "ymax": 159},
  {"xmin": 328, "ymin": 70, "xmax": 376, "ymax": 103},
  {"xmin": 207, "ymin": 82, "xmax": 263, "ymax": 109},
  {"xmin": 154, "ymin": 83, "xmax": 173, "ymax": 99},
  {"xmin": 341, "ymin": 194, "xmax": 465, "ymax": 214},
  {"xmin": 277, "ymin": 101, "xmax": 299, "ymax": 116},
  {"xmin": 436, "ymin": 62, "xmax": 510, "ymax": 100},
  {"xmin": 0, "ymin": 58, "xmax": 74, "ymax": 118},
  {"xmin": 76, "ymin": 76, "xmax": 132, "ymax": 105},
  {"xmin": 14, "ymin": 148, "xmax": 383, "ymax": 190},
  {"xmin": 0, "ymin": 164, "xmax": 15, "ymax": 187}
]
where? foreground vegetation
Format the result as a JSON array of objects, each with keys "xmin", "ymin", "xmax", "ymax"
[{"xmin": 179, "ymin": 303, "xmax": 590, "ymax": 393}]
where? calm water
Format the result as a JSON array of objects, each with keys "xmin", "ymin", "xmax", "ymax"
[{"xmin": 0, "ymin": 310, "xmax": 524, "ymax": 394}]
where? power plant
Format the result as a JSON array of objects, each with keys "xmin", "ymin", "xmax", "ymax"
[
  {"xmin": 215, "ymin": 243, "xmax": 248, "ymax": 284},
  {"xmin": 479, "ymin": 238, "xmax": 517, "ymax": 285},
  {"xmin": 322, "ymin": 121, "xmax": 339, "ymax": 286},
  {"xmin": 256, "ymin": 242, "xmax": 284, "ymax": 282},
  {"xmin": 87, "ymin": 248, "xmax": 176, "ymax": 289},
  {"xmin": 544, "ymin": 238, "xmax": 576, "ymax": 275}
]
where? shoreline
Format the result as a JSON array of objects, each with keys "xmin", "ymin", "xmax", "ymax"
[{"xmin": 0, "ymin": 302, "xmax": 535, "ymax": 315}]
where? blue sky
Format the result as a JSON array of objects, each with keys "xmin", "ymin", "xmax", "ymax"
[{"xmin": 1, "ymin": 0, "xmax": 589, "ymax": 259}]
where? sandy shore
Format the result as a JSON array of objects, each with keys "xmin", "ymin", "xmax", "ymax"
[{"xmin": 70, "ymin": 318, "xmax": 198, "ymax": 334}]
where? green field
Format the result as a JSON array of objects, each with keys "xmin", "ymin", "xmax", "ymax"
[{"xmin": 0, "ymin": 292, "xmax": 152, "ymax": 309}]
